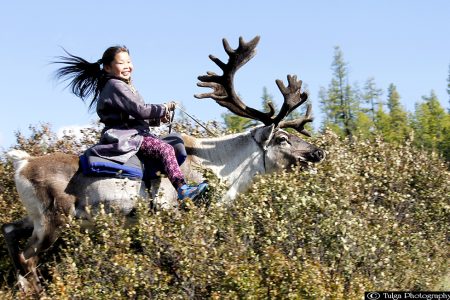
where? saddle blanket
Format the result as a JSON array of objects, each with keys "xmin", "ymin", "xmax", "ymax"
[{"xmin": 79, "ymin": 148, "xmax": 143, "ymax": 180}]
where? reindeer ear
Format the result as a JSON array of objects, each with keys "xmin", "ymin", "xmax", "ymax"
[{"xmin": 252, "ymin": 124, "xmax": 275, "ymax": 150}]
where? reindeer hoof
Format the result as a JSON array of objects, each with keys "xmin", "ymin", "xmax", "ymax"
[{"xmin": 17, "ymin": 274, "xmax": 32, "ymax": 294}]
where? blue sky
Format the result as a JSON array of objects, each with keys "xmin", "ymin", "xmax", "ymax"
[{"xmin": 1, "ymin": 1, "xmax": 449, "ymax": 149}]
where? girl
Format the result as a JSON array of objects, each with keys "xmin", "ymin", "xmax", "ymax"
[{"xmin": 54, "ymin": 45, "xmax": 207, "ymax": 202}]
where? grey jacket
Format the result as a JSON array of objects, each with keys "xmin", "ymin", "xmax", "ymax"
[{"xmin": 90, "ymin": 78, "xmax": 166, "ymax": 163}]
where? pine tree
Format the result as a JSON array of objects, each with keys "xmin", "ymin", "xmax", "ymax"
[
  {"xmin": 374, "ymin": 101, "xmax": 391, "ymax": 137},
  {"xmin": 319, "ymin": 46, "xmax": 360, "ymax": 137},
  {"xmin": 413, "ymin": 90, "xmax": 450, "ymax": 159},
  {"xmin": 362, "ymin": 77, "xmax": 383, "ymax": 125},
  {"xmin": 384, "ymin": 84, "xmax": 410, "ymax": 143},
  {"xmin": 354, "ymin": 111, "xmax": 373, "ymax": 138}
]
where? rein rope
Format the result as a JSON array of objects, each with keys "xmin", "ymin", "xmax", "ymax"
[
  {"xmin": 168, "ymin": 104, "xmax": 218, "ymax": 137},
  {"xmin": 251, "ymin": 133, "xmax": 268, "ymax": 174},
  {"xmin": 167, "ymin": 104, "xmax": 267, "ymax": 172},
  {"xmin": 168, "ymin": 106, "xmax": 176, "ymax": 134}
]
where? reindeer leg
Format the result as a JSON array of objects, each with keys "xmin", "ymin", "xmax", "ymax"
[
  {"xmin": 1, "ymin": 217, "xmax": 43, "ymax": 295},
  {"xmin": 17, "ymin": 217, "xmax": 49, "ymax": 295},
  {"xmin": 17, "ymin": 214, "xmax": 66, "ymax": 296},
  {"xmin": 18, "ymin": 252, "xmax": 42, "ymax": 295},
  {"xmin": 18, "ymin": 185, "xmax": 75, "ymax": 296},
  {"xmin": 1, "ymin": 217, "xmax": 33, "ymax": 273},
  {"xmin": 20, "ymin": 180, "xmax": 76, "ymax": 261}
]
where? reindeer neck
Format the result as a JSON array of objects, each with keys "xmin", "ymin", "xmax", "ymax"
[{"xmin": 182, "ymin": 132, "xmax": 266, "ymax": 182}]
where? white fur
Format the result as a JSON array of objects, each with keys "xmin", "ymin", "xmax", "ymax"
[
  {"xmin": 186, "ymin": 129, "xmax": 266, "ymax": 203},
  {"xmin": 81, "ymin": 177, "xmax": 148, "ymax": 213},
  {"xmin": 7, "ymin": 151, "xmax": 47, "ymax": 255},
  {"xmin": 6, "ymin": 150, "xmax": 30, "ymax": 170},
  {"xmin": 7, "ymin": 152, "xmax": 42, "ymax": 221},
  {"xmin": 74, "ymin": 176, "xmax": 178, "ymax": 215}
]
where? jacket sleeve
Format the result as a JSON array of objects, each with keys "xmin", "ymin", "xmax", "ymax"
[{"xmin": 109, "ymin": 80, "xmax": 166, "ymax": 120}]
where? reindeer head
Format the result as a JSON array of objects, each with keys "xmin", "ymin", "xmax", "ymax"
[
  {"xmin": 251, "ymin": 125, "xmax": 325, "ymax": 172},
  {"xmin": 195, "ymin": 36, "xmax": 325, "ymax": 171}
]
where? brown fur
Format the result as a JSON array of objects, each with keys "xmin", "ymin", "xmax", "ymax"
[
  {"xmin": 3, "ymin": 153, "xmax": 81, "ymax": 294},
  {"xmin": 19, "ymin": 153, "xmax": 79, "ymax": 258}
]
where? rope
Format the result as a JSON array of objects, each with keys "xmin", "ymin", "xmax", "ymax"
[
  {"xmin": 168, "ymin": 107, "xmax": 175, "ymax": 134},
  {"xmin": 169, "ymin": 104, "xmax": 218, "ymax": 137}
]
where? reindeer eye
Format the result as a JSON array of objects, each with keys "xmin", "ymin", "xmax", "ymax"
[{"xmin": 277, "ymin": 135, "xmax": 290, "ymax": 145}]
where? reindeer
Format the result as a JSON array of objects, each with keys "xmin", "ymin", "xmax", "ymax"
[{"xmin": 2, "ymin": 36, "xmax": 325, "ymax": 294}]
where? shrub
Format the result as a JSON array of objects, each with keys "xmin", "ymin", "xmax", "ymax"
[{"xmin": 0, "ymin": 125, "xmax": 448, "ymax": 299}]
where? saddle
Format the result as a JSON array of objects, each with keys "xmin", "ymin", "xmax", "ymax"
[
  {"xmin": 79, "ymin": 133, "xmax": 187, "ymax": 184},
  {"xmin": 79, "ymin": 148, "xmax": 144, "ymax": 180}
]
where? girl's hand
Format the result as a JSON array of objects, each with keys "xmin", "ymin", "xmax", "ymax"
[
  {"xmin": 161, "ymin": 101, "xmax": 176, "ymax": 123},
  {"xmin": 161, "ymin": 112, "xmax": 170, "ymax": 123},
  {"xmin": 164, "ymin": 101, "xmax": 176, "ymax": 112}
]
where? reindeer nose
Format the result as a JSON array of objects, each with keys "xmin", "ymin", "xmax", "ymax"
[{"xmin": 312, "ymin": 149, "xmax": 325, "ymax": 161}]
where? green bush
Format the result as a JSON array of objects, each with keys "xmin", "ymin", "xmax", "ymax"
[{"xmin": 0, "ymin": 125, "xmax": 448, "ymax": 299}]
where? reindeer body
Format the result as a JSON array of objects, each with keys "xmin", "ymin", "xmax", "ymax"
[{"xmin": 9, "ymin": 126, "xmax": 322, "ymax": 215}]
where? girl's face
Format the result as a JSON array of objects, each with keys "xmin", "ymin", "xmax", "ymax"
[{"xmin": 104, "ymin": 51, "xmax": 133, "ymax": 81}]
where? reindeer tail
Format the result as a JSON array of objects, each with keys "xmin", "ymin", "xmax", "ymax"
[
  {"xmin": 6, "ymin": 150, "xmax": 31, "ymax": 169},
  {"xmin": 7, "ymin": 150, "xmax": 30, "ymax": 161}
]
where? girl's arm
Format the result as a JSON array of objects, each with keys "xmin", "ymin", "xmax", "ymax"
[{"xmin": 109, "ymin": 79, "xmax": 166, "ymax": 120}]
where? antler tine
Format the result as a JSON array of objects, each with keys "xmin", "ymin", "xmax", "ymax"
[
  {"xmin": 194, "ymin": 36, "xmax": 276, "ymax": 123},
  {"xmin": 272, "ymin": 75, "xmax": 309, "ymax": 126},
  {"xmin": 279, "ymin": 102, "xmax": 314, "ymax": 137}
]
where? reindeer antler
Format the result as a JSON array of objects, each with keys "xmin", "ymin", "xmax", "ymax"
[
  {"xmin": 195, "ymin": 36, "xmax": 276, "ymax": 123},
  {"xmin": 273, "ymin": 74, "xmax": 309, "ymax": 126},
  {"xmin": 279, "ymin": 102, "xmax": 314, "ymax": 137},
  {"xmin": 195, "ymin": 36, "xmax": 313, "ymax": 135}
]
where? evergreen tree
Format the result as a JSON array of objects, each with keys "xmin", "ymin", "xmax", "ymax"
[
  {"xmin": 384, "ymin": 84, "xmax": 410, "ymax": 143},
  {"xmin": 413, "ymin": 90, "xmax": 450, "ymax": 160},
  {"xmin": 374, "ymin": 101, "xmax": 391, "ymax": 137},
  {"xmin": 319, "ymin": 87, "xmax": 335, "ymax": 129},
  {"xmin": 362, "ymin": 77, "xmax": 383, "ymax": 125},
  {"xmin": 319, "ymin": 46, "xmax": 360, "ymax": 137},
  {"xmin": 354, "ymin": 111, "xmax": 373, "ymax": 138}
]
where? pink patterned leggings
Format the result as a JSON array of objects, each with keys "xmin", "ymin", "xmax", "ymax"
[{"xmin": 139, "ymin": 136, "xmax": 185, "ymax": 188}]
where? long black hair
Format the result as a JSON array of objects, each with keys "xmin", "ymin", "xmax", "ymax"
[{"xmin": 54, "ymin": 45, "xmax": 129, "ymax": 110}]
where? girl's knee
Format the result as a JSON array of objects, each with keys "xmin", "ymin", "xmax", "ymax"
[{"xmin": 161, "ymin": 142, "xmax": 176, "ymax": 156}]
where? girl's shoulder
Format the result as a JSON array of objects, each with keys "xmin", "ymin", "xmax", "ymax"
[
  {"xmin": 104, "ymin": 78, "xmax": 131, "ymax": 93},
  {"xmin": 103, "ymin": 78, "xmax": 142, "ymax": 101},
  {"xmin": 106, "ymin": 78, "xmax": 128, "ymax": 88}
]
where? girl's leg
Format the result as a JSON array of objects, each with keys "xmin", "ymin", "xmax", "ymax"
[
  {"xmin": 139, "ymin": 136, "xmax": 185, "ymax": 188},
  {"xmin": 161, "ymin": 133, "xmax": 187, "ymax": 166}
]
